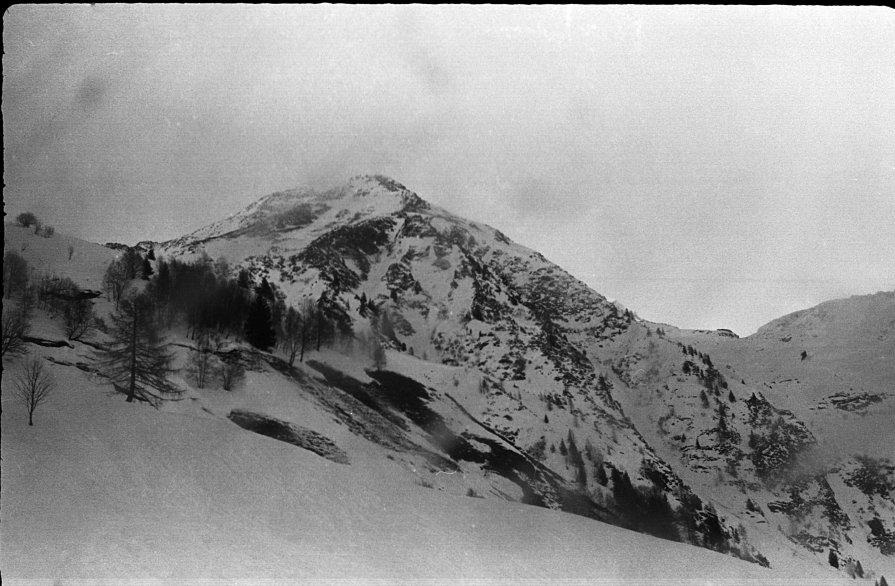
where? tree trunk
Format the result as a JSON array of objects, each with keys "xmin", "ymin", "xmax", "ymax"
[{"xmin": 128, "ymin": 304, "xmax": 138, "ymax": 402}]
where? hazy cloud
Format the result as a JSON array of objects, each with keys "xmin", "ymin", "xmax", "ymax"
[{"xmin": 3, "ymin": 5, "xmax": 893, "ymax": 334}]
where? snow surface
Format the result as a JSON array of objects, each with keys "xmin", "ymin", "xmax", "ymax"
[
  {"xmin": 2, "ymin": 193, "xmax": 878, "ymax": 584},
  {"xmin": 2, "ymin": 344, "xmax": 848, "ymax": 585}
]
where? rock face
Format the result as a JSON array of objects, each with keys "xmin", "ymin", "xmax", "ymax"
[{"xmin": 158, "ymin": 175, "xmax": 894, "ymax": 577}]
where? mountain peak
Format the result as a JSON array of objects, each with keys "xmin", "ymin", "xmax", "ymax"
[{"xmin": 168, "ymin": 176, "xmax": 430, "ymax": 245}]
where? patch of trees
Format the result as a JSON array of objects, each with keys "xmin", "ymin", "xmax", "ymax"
[
  {"xmin": 186, "ymin": 329, "xmax": 245, "ymax": 390},
  {"xmin": 149, "ymin": 255, "xmax": 349, "ymax": 364},
  {"xmin": 608, "ymin": 465, "xmax": 678, "ymax": 541},
  {"xmin": 2, "ymin": 252, "xmax": 33, "ymax": 358},
  {"xmin": 149, "ymin": 256, "xmax": 254, "ymax": 340},
  {"xmin": 33, "ymin": 275, "xmax": 98, "ymax": 341},
  {"xmin": 868, "ymin": 517, "xmax": 895, "ymax": 555},
  {"xmin": 845, "ymin": 455, "xmax": 895, "ymax": 499}
]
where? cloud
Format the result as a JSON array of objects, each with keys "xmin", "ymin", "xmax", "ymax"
[{"xmin": 3, "ymin": 6, "xmax": 894, "ymax": 333}]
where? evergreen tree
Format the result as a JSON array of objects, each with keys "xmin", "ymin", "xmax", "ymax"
[
  {"xmin": 97, "ymin": 292, "xmax": 179, "ymax": 405},
  {"xmin": 3, "ymin": 251, "xmax": 30, "ymax": 298},
  {"xmin": 245, "ymin": 287, "xmax": 276, "ymax": 351},
  {"xmin": 828, "ymin": 549, "xmax": 839, "ymax": 569},
  {"xmin": 141, "ymin": 256, "xmax": 153, "ymax": 280},
  {"xmin": 595, "ymin": 464, "xmax": 608, "ymax": 486},
  {"xmin": 236, "ymin": 268, "xmax": 252, "ymax": 289}
]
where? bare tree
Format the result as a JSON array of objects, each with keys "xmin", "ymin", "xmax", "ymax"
[
  {"xmin": 63, "ymin": 298, "xmax": 96, "ymax": 341},
  {"xmin": 2, "ymin": 308, "xmax": 30, "ymax": 358},
  {"xmin": 103, "ymin": 259, "xmax": 130, "ymax": 308},
  {"xmin": 279, "ymin": 306, "xmax": 303, "ymax": 366},
  {"xmin": 220, "ymin": 353, "xmax": 245, "ymax": 391},
  {"xmin": 15, "ymin": 357, "xmax": 56, "ymax": 426},
  {"xmin": 188, "ymin": 329, "xmax": 221, "ymax": 388}
]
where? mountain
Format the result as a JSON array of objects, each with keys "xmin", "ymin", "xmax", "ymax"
[
  {"xmin": 152, "ymin": 174, "xmax": 894, "ymax": 578},
  {"xmin": 3, "ymin": 176, "xmax": 892, "ymax": 582}
]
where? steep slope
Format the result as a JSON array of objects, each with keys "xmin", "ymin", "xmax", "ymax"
[
  {"xmin": 2, "ymin": 341, "xmax": 841, "ymax": 584},
  {"xmin": 154, "ymin": 175, "xmax": 832, "ymax": 570},
  {"xmin": 618, "ymin": 294, "xmax": 895, "ymax": 577}
]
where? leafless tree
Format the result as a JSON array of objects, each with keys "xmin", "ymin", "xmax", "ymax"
[
  {"xmin": 63, "ymin": 298, "xmax": 96, "ymax": 341},
  {"xmin": 15, "ymin": 357, "xmax": 56, "ymax": 426},
  {"xmin": 220, "ymin": 354, "xmax": 245, "ymax": 391},
  {"xmin": 188, "ymin": 329, "xmax": 221, "ymax": 388},
  {"xmin": 2, "ymin": 308, "xmax": 30, "ymax": 358},
  {"xmin": 103, "ymin": 259, "xmax": 130, "ymax": 308}
]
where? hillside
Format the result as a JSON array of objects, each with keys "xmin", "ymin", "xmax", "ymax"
[
  {"xmin": 2, "ymin": 333, "xmax": 829, "ymax": 584},
  {"xmin": 3, "ymin": 178, "xmax": 892, "ymax": 582}
]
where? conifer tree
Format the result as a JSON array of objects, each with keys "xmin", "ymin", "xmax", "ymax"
[
  {"xmin": 595, "ymin": 464, "xmax": 608, "ymax": 485},
  {"xmin": 141, "ymin": 256, "xmax": 153, "ymax": 280},
  {"xmin": 97, "ymin": 292, "xmax": 179, "ymax": 405},
  {"xmin": 245, "ymin": 288, "xmax": 276, "ymax": 351}
]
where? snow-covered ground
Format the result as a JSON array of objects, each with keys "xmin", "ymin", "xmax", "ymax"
[{"xmin": 2, "ymin": 343, "xmax": 847, "ymax": 585}]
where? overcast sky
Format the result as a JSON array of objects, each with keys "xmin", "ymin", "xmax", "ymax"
[{"xmin": 4, "ymin": 5, "xmax": 894, "ymax": 335}]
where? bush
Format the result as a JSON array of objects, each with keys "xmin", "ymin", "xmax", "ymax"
[{"xmin": 16, "ymin": 212, "xmax": 38, "ymax": 228}]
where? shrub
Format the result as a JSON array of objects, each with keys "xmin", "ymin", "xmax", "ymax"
[{"xmin": 16, "ymin": 212, "xmax": 38, "ymax": 228}]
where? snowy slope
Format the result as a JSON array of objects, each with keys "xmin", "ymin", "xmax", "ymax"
[
  {"xmin": 4, "ymin": 223, "xmax": 118, "ymax": 292},
  {"xmin": 1, "ymin": 342, "xmax": 847, "ymax": 585},
  {"xmin": 5, "ymin": 177, "xmax": 892, "ymax": 582}
]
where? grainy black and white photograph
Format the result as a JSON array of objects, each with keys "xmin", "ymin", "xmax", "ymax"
[{"xmin": 2, "ymin": 5, "xmax": 894, "ymax": 584}]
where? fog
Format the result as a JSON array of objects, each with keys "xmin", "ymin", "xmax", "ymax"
[{"xmin": 4, "ymin": 5, "xmax": 894, "ymax": 334}]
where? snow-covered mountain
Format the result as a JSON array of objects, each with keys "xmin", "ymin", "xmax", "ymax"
[{"xmin": 3, "ymin": 175, "xmax": 892, "ymax": 583}]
